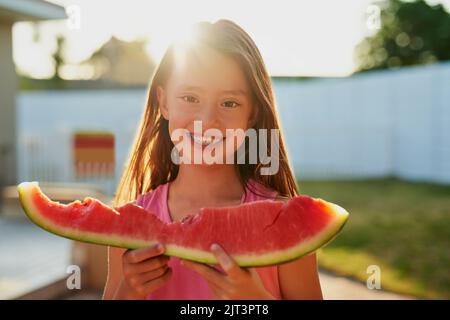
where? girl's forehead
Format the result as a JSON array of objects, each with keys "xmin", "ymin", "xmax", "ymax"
[{"xmin": 169, "ymin": 46, "xmax": 250, "ymax": 93}]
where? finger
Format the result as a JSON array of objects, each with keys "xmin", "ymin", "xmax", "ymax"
[
  {"xmin": 248, "ymin": 268, "xmax": 261, "ymax": 279},
  {"xmin": 127, "ymin": 255, "xmax": 169, "ymax": 275},
  {"xmin": 125, "ymin": 243, "xmax": 164, "ymax": 263},
  {"xmin": 140, "ymin": 267, "xmax": 172, "ymax": 293},
  {"xmin": 210, "ymin": 243, "xmax": 243, "ymax": 278},
  {"xmin": 181, "ymin": 259, "xmax": 229, "ymax": 288},
  {"xmin": 207, "ymin": 280, "xmax": 226, "ymax": 300},
  {"xmin": 127, "ymin": 265, "xmax": 168, "ymax": 288},
  {"xmin": 138, "ymin": 265, "xmax": 169, "ymax": 284}
]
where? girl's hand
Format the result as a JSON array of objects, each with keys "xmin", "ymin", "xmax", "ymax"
[
  {"xmin": 114, "ymin": 243, "xmax": 172, "ymax": 299},
  {"xmin": 181, "ymin": 243, "xmax": 276, "ymax": 300}
]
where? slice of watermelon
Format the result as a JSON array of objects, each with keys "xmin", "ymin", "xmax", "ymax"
[{"xmin": 17, "ymin": 181, "xmax": 349, "ymax": 267}]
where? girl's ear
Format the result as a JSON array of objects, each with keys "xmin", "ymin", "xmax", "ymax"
[{"xmin": 157, "ymin": 86, "xmax": 169, "ymax": 120}]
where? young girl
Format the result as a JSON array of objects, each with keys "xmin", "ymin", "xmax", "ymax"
[{"xmin": 103, "ymin": 19, "xmax": 323, "ymax": 300}]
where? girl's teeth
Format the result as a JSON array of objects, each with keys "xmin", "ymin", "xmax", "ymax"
[{"xmin": 190, "ymin": 133, "xmax": 217, "ymax": 145}]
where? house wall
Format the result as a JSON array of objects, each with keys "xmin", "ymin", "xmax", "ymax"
[{"xmin": 0, "ymin": 22, "xmax": 17, "ymax": 187}]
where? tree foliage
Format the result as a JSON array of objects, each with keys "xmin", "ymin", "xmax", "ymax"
[{"xmin": 355, "ymin": 0, "xmax": 450, "ymax": 72}]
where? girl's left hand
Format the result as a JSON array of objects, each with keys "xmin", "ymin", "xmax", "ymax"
[{"xmin": 180, "ymin": 243, "xmax": 276, "ymax": 300}]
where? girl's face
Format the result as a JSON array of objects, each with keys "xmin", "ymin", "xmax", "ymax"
[{"xmin": 158, "ymin": 46, "xmax": 256, "ymax": 165}]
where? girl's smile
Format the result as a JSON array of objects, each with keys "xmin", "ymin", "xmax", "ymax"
[{"xmin": 188, "ymin": 131, "xmax": 224, "ymax": 149}]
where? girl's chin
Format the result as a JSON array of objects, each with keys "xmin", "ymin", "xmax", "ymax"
[
  {"xmin": 172, "ymin": 135, "xmax": 245, "ymax": 165},
  {"xmin": 177, "ymin": 147, "xmax": 237, "ymax": 166}
]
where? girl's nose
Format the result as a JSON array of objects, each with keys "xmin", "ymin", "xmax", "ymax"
[{"xmin": 198, "ymin": 103, "xmax": 219, "ymax": 128}]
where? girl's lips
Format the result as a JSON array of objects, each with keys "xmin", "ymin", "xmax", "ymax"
[{"xmin": 188, "ymin": 131, "xmax": 225, "ymax": 146}]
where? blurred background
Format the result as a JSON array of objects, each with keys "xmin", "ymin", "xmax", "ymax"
[{"xmin": 0, "ymin": 0, "xmax": 449, "ymax": 300}]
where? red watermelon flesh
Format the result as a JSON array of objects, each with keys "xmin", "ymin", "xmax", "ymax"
[{"xmin": 17, "ymin": 181, "xmax": 349, "ymax": 267}]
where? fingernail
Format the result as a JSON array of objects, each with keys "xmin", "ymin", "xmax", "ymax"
[
  {"xmin": 157, "ymin": 243, "xmax": 164, "ymax": 252},
  {"xmin": 210, "ymin": 243, "xmax": 219, "ymax": 251}
]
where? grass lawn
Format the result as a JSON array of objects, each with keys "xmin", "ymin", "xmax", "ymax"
[{"xmin": 298, "ymin": 178, "xmax": 450, "ymax": 299}]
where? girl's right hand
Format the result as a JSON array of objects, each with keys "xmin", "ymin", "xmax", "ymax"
[{"xmin": 114, "ymin": 243, "xmax": 172, "ymax": 299}]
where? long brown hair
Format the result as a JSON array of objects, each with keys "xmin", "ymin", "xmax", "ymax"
[{"xmin": 114, "ymin": 19, "xmax": 299, "ymax": 206}]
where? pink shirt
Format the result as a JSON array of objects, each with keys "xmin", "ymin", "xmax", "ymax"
[{"xmin": 136, "ymin": 179, "xmax": 282, "ymax": 300}]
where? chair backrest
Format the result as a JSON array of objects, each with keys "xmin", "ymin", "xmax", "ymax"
[{"xmin": 72, "ymin": 131, "xmax": 115, "ymax": 179}]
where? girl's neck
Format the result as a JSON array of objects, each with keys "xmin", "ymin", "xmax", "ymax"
[{"xmin": 169, "ymin": 164, "xmax": 245, "ymax": 205}]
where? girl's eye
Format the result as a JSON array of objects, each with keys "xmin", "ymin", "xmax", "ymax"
[
  {"xmin": 222, "ymin": 101, "xmax": 240, "ymax": 108},
  {"xmin": 181, "ymin": 96, "xmax": 199, "ymax": 103}
]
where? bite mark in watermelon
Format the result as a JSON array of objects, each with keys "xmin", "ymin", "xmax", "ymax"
[{"xmin": 17, "ymin": 181, "xmax": 349, "ymax": 267}]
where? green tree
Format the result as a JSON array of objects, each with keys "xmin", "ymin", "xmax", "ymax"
[
  {"xmin": 84, "ymin": 36, "xmax": 155, "ymax": 86},
  {"xmin": 355, "ymin": 0, "xmax": 450, "ymax": 72}
]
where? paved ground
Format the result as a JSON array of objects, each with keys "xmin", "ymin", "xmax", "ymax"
[
  {"xmin": 0, "ymin": 216, "xmax": 413, "ymax": 300},
  {"xmin": 59, "ymin": 272, "xmax": 413, "ymax": 300},
  {"xmin": 319, "ymin": 270, "xmax": 413, "ymax": 300},
  {"xmin": 0, "ymin": 216, "xmax": 71, "ymax": 299}
]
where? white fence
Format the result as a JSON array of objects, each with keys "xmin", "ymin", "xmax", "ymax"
[
  {"xmin": 273, "ymin": 62, "xmax": 450, "ymax": 184},
  {"xmin": 16, "ymin": 62, "xmax": 450, "ymax": 195},
  {"xmin": 16, "ymin": 89, "xmax": 147, "ymax": 195}
]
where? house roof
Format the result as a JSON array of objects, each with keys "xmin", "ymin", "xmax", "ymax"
[{"xmin": 0, "ymin": 0, "xmax": 66, "ymax": 23}]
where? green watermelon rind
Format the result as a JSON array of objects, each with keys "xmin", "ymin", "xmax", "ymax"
[
  {"xmin": 164, "ymin": 203, "xmax": 349, "ymax": 267},
  {"xmin": 17, "ymin": 182, "xmax": 349, "ymax": 267},
  {"xmin": 18, "ymin": 182, "xmax": 156, "ymax": 249}
]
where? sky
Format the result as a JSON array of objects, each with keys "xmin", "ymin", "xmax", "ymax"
[{"xmin": 12, "ymin": 0, "xmax": 450, "ymax": 78}]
